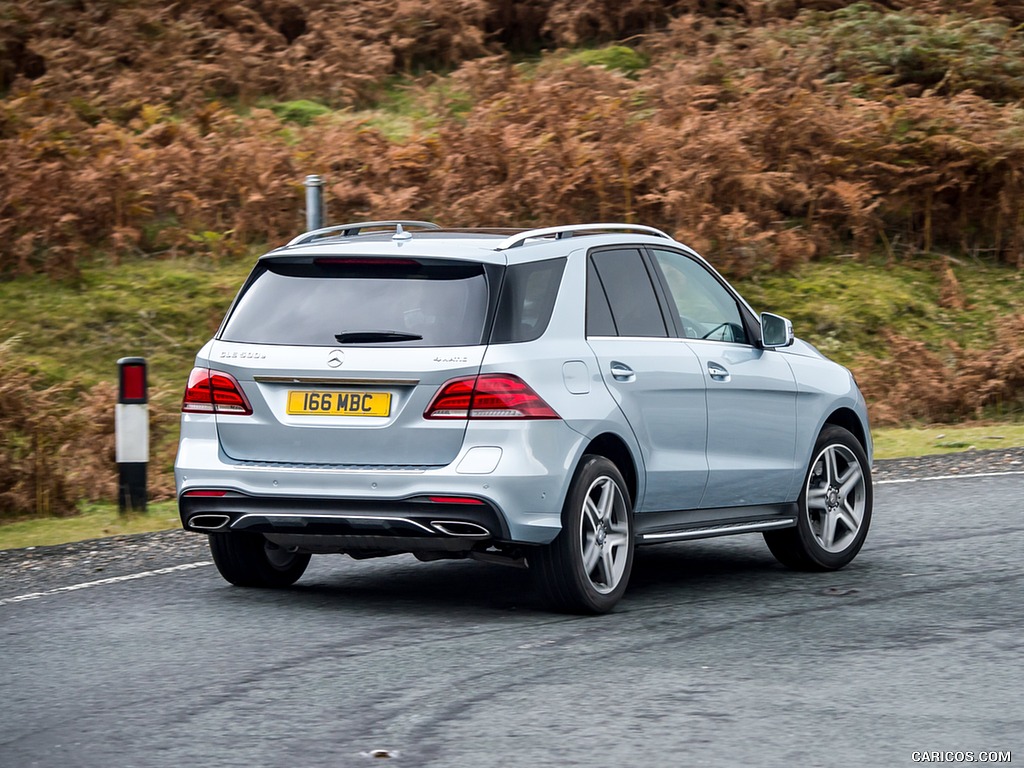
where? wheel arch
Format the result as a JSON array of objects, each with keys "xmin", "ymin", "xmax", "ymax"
[
  {"xmin": 823, "ymin": 407, "xmax": 870, "ymax": 455},
  {"xmin": 581, "ymin": 432, "xmax": 639, "ymax": 507}
]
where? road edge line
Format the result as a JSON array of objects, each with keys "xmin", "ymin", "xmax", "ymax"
[{"xmin": 0, "ymin": 561, "xmax": 212, "ymax": 606}]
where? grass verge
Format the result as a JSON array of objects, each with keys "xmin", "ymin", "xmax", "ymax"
[
  {"xmin": 872, "ymin": 423, "xmax": 1024, "ymax": 459},
  {"xmin": 0, "ymin": 501, "xmax": 180, "ymax": 550}
]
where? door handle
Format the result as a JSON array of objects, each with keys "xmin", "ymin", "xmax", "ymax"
[
  {"xmin": 610, "ymin": 362, "xmax": 636, "ymax": 382},
  {"xmin": 707, "ymin": 362, "xmax": 731, "ymax": 382}
]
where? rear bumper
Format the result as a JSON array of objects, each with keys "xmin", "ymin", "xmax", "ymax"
[{"xmin": 175, "ymin": 415, "xmax": 586, "ymax": 546}]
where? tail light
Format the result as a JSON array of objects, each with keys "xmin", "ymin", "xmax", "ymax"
[
  {"xmin": 424, "ymin": 374, "xmax": 559, "ymax": 420},
  {"xmin": 182, "ymin": 368, "xmax": 253, "ymax": 415}
]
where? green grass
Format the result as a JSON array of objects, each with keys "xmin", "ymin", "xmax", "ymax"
[
  {"xmin": 0, "ymin": 501, "xmax": 180, "ymax": 550},
  {"xmin": 350, "ymin": 77, "xmax": 474, "ymax": 141},
  {"xmin": 872, "ymin": 423, "xmax": 1024, "ymax": 459},
  {"xmin": 735, "ymin": 255, "xmax": 1024, "ymax": 367},
  {"xmin": 267, "ymin": 99, "xmax": 333, "ymax": 126},
  {"xmin": 0, "ymin": 254, "xmax": 254, "ymax": 397},
  {"xmin": 563, "ymin": 45, "xmax": 649, "ymax": 76}
]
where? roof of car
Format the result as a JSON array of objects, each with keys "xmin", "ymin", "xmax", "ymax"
[{"xmin": 261, "ymin": 222, "xmax": 683, "ymax": 264}]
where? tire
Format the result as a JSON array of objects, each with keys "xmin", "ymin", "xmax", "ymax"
[
  {"xmin": 208, "ymin": 532, "xmax": 311, "ymax": 587},
  {"xmin": 532, "ymin": 456, "xmax": 635, "ymax": 614},
  {"xmin": 765, "ymin": 425, "xmax": 872, "ymax": 571}
]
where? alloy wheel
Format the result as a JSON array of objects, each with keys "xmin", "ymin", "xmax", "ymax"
[
  {"xmin": 805, "ymin": 443, "xmax": 867, "ymax": 553},
  {"xmin": 578, "ymin": 475, "xmax": 631, "ymax": 594}
]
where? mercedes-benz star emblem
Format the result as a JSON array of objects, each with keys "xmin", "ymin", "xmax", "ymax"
[{"xmin": 327, "ymin": 350, "xmax": 345, "ymax": 368}]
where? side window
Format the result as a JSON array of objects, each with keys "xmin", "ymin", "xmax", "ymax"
[
  {"xmin": 588, "ymin": 249, "xmax": 668, "ymax": 337},
  {"xmin": 650, "ymin": 248, "xmax": 749, "ymax": 344},
  {"xmin": 491, "ymin": 258, "xmax": 566, "ymax": 343},
  {"xmin": 586, "ymin": 259, "xmax": 617, "ymax": 336}
]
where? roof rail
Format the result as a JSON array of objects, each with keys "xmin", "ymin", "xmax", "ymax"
[
  {"xmin": 286, "ymin": 220, "xmax": 440, "ymax": 247},
  {"xmin": 495, "ymin": 223, "xmax": 672, "ymax": 250}
]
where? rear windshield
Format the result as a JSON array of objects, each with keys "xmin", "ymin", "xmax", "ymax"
[{"xmin": 220, "ymin": 259, "xmax": 491, "ymax": 347}]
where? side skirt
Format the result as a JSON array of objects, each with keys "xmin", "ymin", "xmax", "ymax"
[{"xmin": 634, "ymin": 503, "xmax": 798, "ymax": 545}]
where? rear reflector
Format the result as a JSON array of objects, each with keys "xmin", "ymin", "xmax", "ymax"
[
  {"xmin": 424, "ymin": 374, "xmax": 559, "ymax": 420},
  {"xmin": 181, "ymin": 368, "xmax": 253, "ymax": 416},
  {"xmin": 183, "ymin": 490, "xmax": 228, "ymax": 497},
  {"xmin": 120, "ymin": 363, "xmax": 147, "ymax": 402},
  {"xmin": 425, "ymin": 496, "xmax": 486, "ymax": 505}
]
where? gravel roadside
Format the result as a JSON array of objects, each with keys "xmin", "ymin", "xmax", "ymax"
[{"xmin": 2, "ymin": 447, "xmax": 1022, "ymax": 601}]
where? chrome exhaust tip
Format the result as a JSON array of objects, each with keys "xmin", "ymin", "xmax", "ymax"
[
  {"xmin": 189, "ymin": 514, "xmax": 231, "ymax": 531},
  {"xmin": 430, "ymin": 520, "xmax": 491, "ymax": 538}
]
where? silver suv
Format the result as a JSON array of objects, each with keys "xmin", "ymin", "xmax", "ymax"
[{"xmin": 175, "ymin": 222, "xmax": 872, "ymax": 613}]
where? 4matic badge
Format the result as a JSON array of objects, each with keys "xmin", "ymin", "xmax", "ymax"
[{"xmin": 219, "ymin": 350, "xmax": 266, "ymax": 360}]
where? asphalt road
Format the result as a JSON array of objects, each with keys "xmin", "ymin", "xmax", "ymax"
[{"xmin": 1, "ymin": 472, "xmax": 1021, "ymax": 768}]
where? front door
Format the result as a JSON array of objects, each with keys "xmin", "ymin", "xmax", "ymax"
[{"xmin": 647, "ymin": 247, "xmax": 799, "ymax": 508}]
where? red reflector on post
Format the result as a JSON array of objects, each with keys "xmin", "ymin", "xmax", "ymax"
[
  {"xmin": 122, "ymin": 366, "xmax": 145, "ymax": 400},
  {"xmin": 117, "ymin": 357, "xmax": 148, "ymax": 404}
]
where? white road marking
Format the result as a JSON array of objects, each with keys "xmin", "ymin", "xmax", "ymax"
[
  {"xmin": 0, "ymin": 561, "xmax": 212, "ymax": 606},
  {"xmin": 877, "ymin": 470, "xmax": 1024, "ymax": 485}
]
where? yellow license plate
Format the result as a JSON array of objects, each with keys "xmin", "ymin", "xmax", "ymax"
[{"xmin": 287, "ymin": 390, "xmax": 391, "ymax": 417}]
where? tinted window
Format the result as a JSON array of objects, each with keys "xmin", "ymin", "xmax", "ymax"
[
  {"xmin": 490, "ymin": 258, "xmax": 566, "ymax": 343},
  {"xmin": 221, "ymin": 260, "xmax": 489, "ymax": 346},
  {"xmin": 650, "ymin": 248, "xmax": 748, "ymax": 344},
  {"xmin": 589, "ymin": 249, "xmax": 667, "ymax": 337},
  {"xmin": 586, "ymin": 259, "xmax": 617, "ymax": 336}
]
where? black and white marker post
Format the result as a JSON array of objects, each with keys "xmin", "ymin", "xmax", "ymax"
[{"xmin": 116, "ymin": 357, "xmax": 148, "ymax": 514}]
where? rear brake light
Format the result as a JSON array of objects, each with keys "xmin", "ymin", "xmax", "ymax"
[
  {"xmin": 314, "ymin": 258, "xmax": 418, "ymax": 266},
  {"xmin": 182, "ymin": 368, "xmax": 253, "ymax": 416},
  {"xmin": 424, "ymin": 374, "xmax": 559, "ymax": 420}
]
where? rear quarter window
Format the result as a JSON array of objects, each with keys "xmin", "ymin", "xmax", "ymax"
[{"xmin": 489, "ymin": 258, "xmax": 566, "ymax": 344}]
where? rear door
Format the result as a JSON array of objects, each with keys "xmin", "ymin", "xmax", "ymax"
[
  {"xmin": 585, "ymin": 247, "xmax": 709, "ymax": 511},
  {"xmin": 209, "ymin": 256, "xmax": 497, "ymax": 467}
]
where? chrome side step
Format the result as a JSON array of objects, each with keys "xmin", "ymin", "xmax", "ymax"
[{"xmin": 640, "ymin": 517, "xmax": 796, "ymax": 543}]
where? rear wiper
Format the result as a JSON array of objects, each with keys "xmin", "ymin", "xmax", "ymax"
[{"xmin": 334, "ymin": 330, "xmax": 423, "ymax": 343}]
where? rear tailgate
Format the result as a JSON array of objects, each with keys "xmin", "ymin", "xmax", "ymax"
[
  {"xmin": 208, "ymin": 252, "xmax": 500, "ymax": 468},
  {"xmin": 210, "ymin": 342, "xmax": 484, "ymax": 467}
]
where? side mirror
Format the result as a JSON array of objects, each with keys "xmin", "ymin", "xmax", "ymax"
[{"xmin": 760, "ymin": 312, "xmax": 794, "ymax": 349}]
